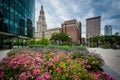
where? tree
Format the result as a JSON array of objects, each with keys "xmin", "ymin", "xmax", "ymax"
[{"xmin": 50, "ymin": 32, "xmax": 72, "ymax": 45}]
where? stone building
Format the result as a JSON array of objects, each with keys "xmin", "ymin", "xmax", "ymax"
[
  {"xmin": 61, "ymin": 19, "xmax": 81, "ymax": 44},
  {"xmin": 35, "ymin": 5, "xmax": 47, "ymax": 39},
  {"xmin": 44, "ymin": 28, "xmax": 61, "ymax": 39},
  {"xmin": 86, "ymin": 16, "xmax": 101, "ymax": 39}
]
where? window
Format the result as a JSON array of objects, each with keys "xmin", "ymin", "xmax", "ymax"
[
  {"xmin": 10, "ymin": 0, "xmax": 15, "ymax": 8},
  {"xmin": 10, "ymin": 7, "xmax": 14, "ymax": 13},
  {"xmin": 4, "ymin": 18, "xmax": 9, "ymax": 24},
  {"xmin": 3, "ymin": 2, "xmax": 9, "ymax": 10},
  {"xmin": 15, "ymin": 10, "xmax": 18, "ymax": 15},
  {"xmin": 3, "ymin": 8, "xmax": 9, "ymax": 18},
  {"xmin": 10, "ymin": 13, "xmax": 14, "ymax": 21}
]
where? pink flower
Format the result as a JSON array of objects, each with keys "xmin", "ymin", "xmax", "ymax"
[
  {"xmin": 45, "ymin": 74, "xmax": 51, "ymax": 79},
  {"xmin": 22, "ymin": 50, "xmax": 27, "ymax": 54},
  {"xmin": 8, "ymin": 61, "xmax": 14, "ymax": 67},
  {"xmin": 36, "ymin": 76, "xmax": 41, "ymax": 80},
  {"xmin": 0, "ymin": 72, "xmax": 4, "ymax": 79},
  {"xmin": 0, "ymin": 66, "xmax": 3, "ymax": 70},
  {"xmin": 48, "ymin": 61, "xmax": 53, "ymax": 66},
  {"xmin": 24, "ymin": 64, "xmax": 27, "ymax": 68},
  {"xmin": 65, "ymin": 74, "xmax": 68, "ymax": 77},
  {"xmin": 33, "ymin": 69, "xmax": 40, "ymax": 75},
  {"xmin": 12, "ymin": 65, "xmax": 18, "ymax": 69},
  {"xmin": 2, "ymin": 57, "xmax": 8, "ymax": 61},
  {"xmin": 56, "ymin": 68, "xmax": 61, "ymax": 73},
  {"xmin": 19, "ymin": 72, "xmax": 27, "ymax": 80}
]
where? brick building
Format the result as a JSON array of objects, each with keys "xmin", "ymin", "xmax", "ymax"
[{"xmin": 61, "ymin": 19, "xmax": 81, "ymax": 44}]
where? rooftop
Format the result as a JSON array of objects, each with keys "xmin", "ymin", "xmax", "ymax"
[{"xmin": 86, "ymin": 16, "xmax": 101, "ymax": 20}]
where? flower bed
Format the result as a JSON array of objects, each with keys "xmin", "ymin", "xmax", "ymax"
[{"xmin": 0, "ymin": 49, "xmax": 115, "ymax": 80}]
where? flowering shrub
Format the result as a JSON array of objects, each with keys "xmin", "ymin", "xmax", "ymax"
[
  {"xmin": 94, "ymin": 71, "xmax": 115, "ymax": 80},
  {"xmin": 72, "ymin": 53, "xmax": 104, "ymax": 72},
  {"xmin": 7, "ymin": 49, "xmax": 22, "ymax": 56},
  {"xmin": 0, "ymin": 49, "xmax": 115, "ymax": 80}
]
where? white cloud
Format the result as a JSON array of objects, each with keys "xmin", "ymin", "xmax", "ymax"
[
  {"xmin": 35, "ymin": 0, "xmax": 120, "ymax": 38},
  {"xmin": 35, "ymin": 1, "xmax": 41, "ymax": 32}
]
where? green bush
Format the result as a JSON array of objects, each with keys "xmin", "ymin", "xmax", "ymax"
[
  {"xmin": 39, "ymin": 36, "xmax": 51, "ymax": 45},
  {"xmin": 100, "ymin": 44, "xmax": 111, "ymax": 49},
  {"xmin": 27, "ymin": 37, "xmax": 50, "ymax": 46},
  {"xmin": 89, "ymin": 42, "xmax": 97, "ymax": 47},
  {"xmin": 100, "ymin": 44, "xmax": 117, "ymax": 49},
  {"xmin": 29, "ymin": 45, "xmax": 86, "ymax": 51},
  {"xmin": 27, "ymin": 39, "xmax": 36, "ymax": 46}
]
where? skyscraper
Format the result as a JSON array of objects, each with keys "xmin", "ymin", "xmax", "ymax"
[
  {"xmin": 0, "ymin": 0, "xmax": 35, "ymax": 49},
  {"xmin": 104, "ymin": 25, "xmax": 112, "ymax": 35},
  {"xmin": 86, "ymin": 16, "xmax": 101, "ymax": 39},
  {"xmin": 36, "ymin": 5, "xmax": 47, "ymax": 39},
  {"xmin": 61, "ymin": 19, "xmax": 81, "ymax": 44}
]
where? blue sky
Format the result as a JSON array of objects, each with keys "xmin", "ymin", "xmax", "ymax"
[{"xmin": 35, "ymin": 0, "xmax": 120, "ymax": 37}]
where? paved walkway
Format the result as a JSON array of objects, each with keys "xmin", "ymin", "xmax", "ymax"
[
  {"xmin": 88, "ymin": 48, "xmax": 120, "ymax": 80},
  {"xmin": 0, "ymin": 50, "xmax": 10, "ymax": 60}
]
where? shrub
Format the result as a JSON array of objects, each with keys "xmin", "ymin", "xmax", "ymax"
[
  {"xmin": 89, "ymin": 42, "xmax": 97, "ymax": 47},
  {"xmin": 29, "ymin": 45, "xmax": 86, "ymax": 51},
  {"xmin": 7, "ymin": 49, "xmax": 22, "ymax": 56},
  {"xmin": 72, "ymin": 53, "xmax": 104, "ymax": 72},
  {"xmin": 0, "ymin": 50, "xmax": 95, "ymax": 80},
  {"xmin": 27, "ymin": 39, "xmax": 36, "ymax": 46},
  {"xmin": 39, "ymin": 36, "xmax": 51, "ymax": 45},
  {"xmin": 100, "ymin": 44, "xmax": 111, "ymax": 49},
  {"xmin": 0, "ymin": 50, "xmax": 114, "ymax": 80}
]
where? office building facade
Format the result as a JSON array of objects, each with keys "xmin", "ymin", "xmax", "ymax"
[
  {"xmin": 104, "ymin": 25, "xmax": 112, "ymax": 35},
  {"xmin": 86, "ymin": 16, "xmax": 101, "ymax": 39},
  {"xmin": 0, "ymin": 0, "xmax": 35, "ymax": 49},
  {"xmin": 61, "ymin": 19, "xmax": 81, "ymax": 44}
]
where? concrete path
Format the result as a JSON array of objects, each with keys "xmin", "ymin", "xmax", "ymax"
[
  {"xmin": 88, "ymin": 48, "xmax": 120, "ymax": 80},
  {"xmin": 0, "ymin": 50, "xmax": 10, "ymax": 60}
]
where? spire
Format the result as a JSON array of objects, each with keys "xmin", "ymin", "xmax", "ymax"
[{"xmin": 40, "ymin": 5, "xmax": 44, "ymax": 14}]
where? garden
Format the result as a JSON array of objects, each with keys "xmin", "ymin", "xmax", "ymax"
[
  {"xmin": 0, "ymin": 47, "xmax": 115, "ymax": 80},
  {"xmin": 0, "ymin": 34, "xmax": 117, "ymax": 80}
]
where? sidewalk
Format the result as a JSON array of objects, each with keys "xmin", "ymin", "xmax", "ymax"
[
  {"xmin": 0, "ymin": 50, "xmax": 10, "ymax": 60},
  {"xmin": 88, "ymin": 48, "xmax": 120, "ymax": 80}
]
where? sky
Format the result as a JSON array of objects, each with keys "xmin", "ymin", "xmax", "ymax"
[{"xmin": 35, "ymin": 0, "xmax": 120, "ymax": 38}]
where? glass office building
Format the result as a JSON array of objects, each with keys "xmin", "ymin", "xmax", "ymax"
[
  {"xmin": 104, "ymin": 25, "xmax": 112, "ymax": 36},
  {"xmin": 0, "ymin": 0, "xmax": 35, "ymax": 49}
]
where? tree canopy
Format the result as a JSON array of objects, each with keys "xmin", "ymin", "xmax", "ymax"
[{"xmin": 50, "ymin": 32, "xmax": 72, "ymax": 45}]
